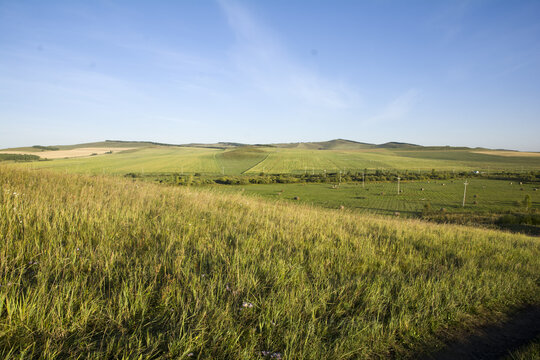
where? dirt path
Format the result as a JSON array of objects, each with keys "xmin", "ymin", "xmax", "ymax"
[{"xmin": 425, "ymin": 306, "xmax": 540, "ymax": 359}]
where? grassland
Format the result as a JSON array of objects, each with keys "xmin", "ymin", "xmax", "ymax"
[
  {"xmin": 4, "ymin": 141, "xmax": 540, "ymax": 175},
  {"xmin": 1, "ymin": 166, "xmax": 539, "ymax": 358},
  {"xmin": 214, "ymin": 179, "xmax": 540, "ymax": 216}
]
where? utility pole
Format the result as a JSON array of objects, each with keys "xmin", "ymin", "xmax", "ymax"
[
  {"xmin": 339, "ymin": 170, "xmax": 342, "ymax": 184},
  {"xmin": 397, "ymin": 176, "xmax": 400, "ymax": 195},
  {"xmin": 324, "ymin": 169, "xmax": 326, "ymax": 178},
  {"xmin": 462, "ymin": 180, "xmax": 469, "ymax": 207}
]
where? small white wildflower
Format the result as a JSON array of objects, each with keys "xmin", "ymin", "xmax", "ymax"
[
  {"xmin": 242, "ymin": 301, "xmax": 254, "ymax": 308},
  {"xmin": 261, "ymin": 351, "xmax": 282, "ymax": 359},
  {"xmin": 187, "ymin": 353, "xmax": 194, "ymax": 357}
]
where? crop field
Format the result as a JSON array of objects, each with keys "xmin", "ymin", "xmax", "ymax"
[
  {"xmin": 8, "ymin": 146, "xmax": 266, "ymax": 175},
  {"xmin": 245, "ymin": 149, "xmax": 478, "ymax": 174},
  {"xmin": 15, "ymin": 147, "xmax": 222, "ymax": 175},
  {"xmin": 5, "ymin": 142, "xmax": 540, "ymax": 176},
  {"xmin": 214, "ymin": 179, "xmax": 540, "ymax": 216},
  {"xmin": 0, "ymin": 147, "xmax": 135, "ymax": 159},
  {"xmin": 1, "ymin": 166, "xmax": 539, "ymax": 358}
]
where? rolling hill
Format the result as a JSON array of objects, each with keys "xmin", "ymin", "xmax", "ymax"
[{"xmin": 1, "ymin": 139, "xmax": 539, "ymax": 175}]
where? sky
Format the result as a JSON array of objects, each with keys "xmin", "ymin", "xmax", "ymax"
[{"xmin": 1, "ymin": 0, "xmax": 539, "ymax": 151}]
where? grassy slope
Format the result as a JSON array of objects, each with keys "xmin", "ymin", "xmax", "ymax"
[
  {"xmin": 0, "ymin": 166, "xmax": 539, "ymax": 359},
  {"xmin": 246, "ymin": 148, "xmax": 460, "ymax": 174},
  {"xmin": 394, "ymin": 150, "xmax": 540, "ymax": 170},
  {"xmin": 215, "ymin": 147, "xmax": 269, "ymax": 174},
  {"xmin": 1, "ymin": 141, "xmax": 154, "ymax": 153},
  {"xmin": 8, "ymin": 146, "xmax": 270, "ymax": 176},
  {"xmin": 12, "ymin": 147, "xmax": 222, "ymax": 175}
]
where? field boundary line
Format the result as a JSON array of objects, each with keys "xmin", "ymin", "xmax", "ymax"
[{"xmin": 242, "ymin": 153, "xmax": 270, "ymax": 174}]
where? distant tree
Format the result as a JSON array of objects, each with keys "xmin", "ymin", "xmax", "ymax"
[
  {"xmin": 523, "ymin": 194, "xmax": 532, "ymax": 210},
  {"xmin": 422, "ymin": 202, "xmax": 432, "ymax": 215}
]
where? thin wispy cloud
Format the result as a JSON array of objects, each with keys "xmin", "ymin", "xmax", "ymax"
[
  {"xmin": 218, "ymin": 0, "xmax": 360, "ymax": 109},
  {"xmin": 367, "ymin": 89, "xmax": 420, "ymax": 124}
]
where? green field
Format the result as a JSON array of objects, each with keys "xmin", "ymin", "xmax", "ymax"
[
  {"xmin": 4, "ymin": 140, "xmax": 540, "ymax": 175},
  {"xmin": 214, "ymin": 179, "xmax": 540, "ymax": 216},
  {"xmin": 1, "ymin": 166, "xmax": 539, "ymax": 358}
]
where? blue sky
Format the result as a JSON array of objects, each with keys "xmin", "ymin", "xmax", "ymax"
[{"xmin": 1, "ymin": 0, "xmax": 539, "ymax": 150}]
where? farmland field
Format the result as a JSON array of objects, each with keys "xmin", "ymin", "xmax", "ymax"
[
  {"xmin": 0, "ymin": 166, "xmax": 539, "ymax": 358},
  {"xmin": 214, "ymin": 179, "xmax": 540, "ymax": 216},
  {"xmin": 0, "ymin": 147, "xmax": 135, "ymax": 159},
  {"xmin": 4, "ymin": 141, "xmax": 540, "ymax": 175}
]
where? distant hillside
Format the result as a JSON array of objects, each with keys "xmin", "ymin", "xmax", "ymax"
[
  {"xmin": 2, "ymin": 139, "xmax": 528, "ymax": 153},
  {"xmin": 271, "ymin": 139, "xmax": 427, "ymax": 150},
  {"xmin": 375, "ymin": 141, "xmax": 422, "ymax": 149},
  {"xmin": 179, "ymin": 142, "xmax": 249, "ymax": 150},
  {"xmin": 58, "ymin": 140, "xmax": 168, "ymax": 149},
  {"xmin": 1, "ymin": 141, "xmax": 162, "ymax": 153},
  {"xmin": 272, "ymin": 139, "xmax": 375, "ymax": 150}
]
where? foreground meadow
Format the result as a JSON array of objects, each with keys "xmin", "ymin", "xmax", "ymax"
[{"xmin": 0, "ymin": 167, "xmax": 539, "ymax": 359}]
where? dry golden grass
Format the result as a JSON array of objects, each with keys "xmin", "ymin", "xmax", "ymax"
[{"xmin": 472, "ymin": 150, "xmax": 540, "ymax": 157}]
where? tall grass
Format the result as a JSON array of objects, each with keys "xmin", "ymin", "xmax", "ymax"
[{"xmin": 0, "ymin": 166, "xmax": 539, "ymax": 359}]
